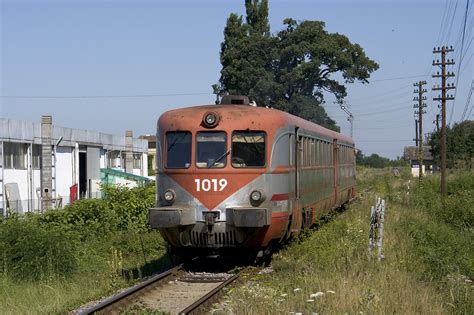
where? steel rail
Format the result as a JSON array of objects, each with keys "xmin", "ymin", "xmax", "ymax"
[
  {"xmin": 178, "ymin": 272, "xmax": 240, "ymax": 315},
  {"xmin": 80, "ymin": 264, "xmax": 183, "ymax": 314}
]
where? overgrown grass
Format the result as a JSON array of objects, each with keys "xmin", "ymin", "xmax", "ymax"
[
  {"xmin": 214, "ymin": 167, "xmax": 473, "ymax": 314},
  {"xmin": 0, "ymin": 183, "xmax": 170, "ymax": 314}
]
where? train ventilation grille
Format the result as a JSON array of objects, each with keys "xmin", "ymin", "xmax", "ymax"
[{"xmin": 190, "ymin": 230, "xmax": 237, "ymax": 246}]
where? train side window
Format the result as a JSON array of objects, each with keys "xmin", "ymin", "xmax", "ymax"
[
  {"xmin": 326, "ymin": 142, "xmax": 332, "ymax": 165},
  {"xmin": 232, "ymin": 131, "xmax": 266, "ymax": 167},
  {"xmin": 306, "ymin": 138, "xmax": 311, "ymax": 166},
  {"xmin": 299, "ymin": 136, "xmax": 304, "ymax": 166},
  {"xmin": 317, "ymin": 140, "xmax": 320, "ymax": 166},
  {"xmin": 304, "ymin": 137, "xmax": 308, "ymax": 166},
  {"xmin": 323, "ymin": 142, "xmax": 327, "ymax": 165},
  {"xmin": 329, "ymin": 142, "xmax": 332, "ymax": 164},
  {"xmin": 289, "ymin": 134, "xmax": 293, "ymax": 166},
  {"xmin": 196, "ymin": 131, "xmax": 227, "ymax": 168},
  {"xmin": 166, "ymin": 131, "xmax": 191, "ymax": 168},
  {"xmin": 320, "ymin": 141, "xmax": 324, "ymax": 165}
]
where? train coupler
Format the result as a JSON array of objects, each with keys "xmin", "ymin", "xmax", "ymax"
[{"xmin": 203, "ymin": 211, "xmax": 219, "ymax": 232}]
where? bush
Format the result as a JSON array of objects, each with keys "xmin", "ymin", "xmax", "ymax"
[
  {"xmin": 403, "ymin": 219, "xmax": 473, "ymax": 280},
  {"xmin": 0, "ymin": 183, "xmax": 157, "ymax": 282},
  {"xmin": 102, "ymin": 183, "xmax": 155, "ymax": 232},
  {"xmin": 0, "ymin": 216, "xmax": 77, "ymax": 280},
  {"xmin": 37, "ymin": 199, "xmax": 116, "ymax": 240},
  {"xmin": 412, "ymin": 173, "xmax": 474, "ymax": 230}
]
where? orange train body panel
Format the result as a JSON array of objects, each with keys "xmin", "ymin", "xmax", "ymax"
[{"xmin": 148, "ymin": 101, "xmax": 356, "ymax": 255}]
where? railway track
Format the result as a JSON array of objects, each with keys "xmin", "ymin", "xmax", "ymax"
[{"xmin": 80, "ymin": 262, "xmax": 242, "ymax": 314}]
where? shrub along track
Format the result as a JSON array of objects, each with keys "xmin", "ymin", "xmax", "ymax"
[
  {"xmin": 79, "ymin": 261, "xmax": 246, "ymax": 314},
  {"xmin": 78, "ymin": 200, "xmax": 356, "ymax": 315}
]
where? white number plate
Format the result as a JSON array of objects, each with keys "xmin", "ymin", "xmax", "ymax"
[{"xmin": 195, "ymin": 178, "xmax": 228, "ymax": 192}]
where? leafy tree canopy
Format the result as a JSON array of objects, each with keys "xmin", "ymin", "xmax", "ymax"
[
  {"xmin": 215, "ymin": 0, "xmax": 379, "ymax": 131},
  {"xmin": 356, "ymin": 150, "xmax": 407, "ymax": 168},
  {"xmin": 428, "ymin": 120, "xmax": 474, "ymax": 169}
]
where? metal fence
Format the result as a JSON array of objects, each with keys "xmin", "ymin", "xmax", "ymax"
[{"xmin": 1, "ymin": 192, "xmax": 103, "ymax": 215}]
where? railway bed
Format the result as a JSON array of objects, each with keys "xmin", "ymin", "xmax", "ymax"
[{"xmin": 80, "ymin": 261, "xmax": 243, "ymax": 314}]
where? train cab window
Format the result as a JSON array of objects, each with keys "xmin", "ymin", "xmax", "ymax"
[
  {"xmin": 196, "ymin": 131, "xmax": 227, "ymax": 168},
  {"xmin": 166, "ymin": 131, "xmax": 191, "ymax": 168},
  {"xmin": 232, "ymin": 131, "xmax": 266, "ymax": 167}
]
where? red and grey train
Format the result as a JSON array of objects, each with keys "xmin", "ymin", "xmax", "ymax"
[{"xmin": 148, "ymin": 95, "xmax": 356, "ymax": 260}]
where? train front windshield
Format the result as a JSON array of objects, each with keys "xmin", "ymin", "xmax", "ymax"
[
  {"xmin": 165, "ymin": 130, "xmax": 266, "ymax": 169},
  {"xmin": 166, "ymin": 132, "xmax": 192, "ymax": 168},
  {"xmin": 232, "ymin": 131, "xmax": 266, "ymax": 167},
  {"xmin": 196, "ymin": 132, "xmax": 227, "ymax": 168}
]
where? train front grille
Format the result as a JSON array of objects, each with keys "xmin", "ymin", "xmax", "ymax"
[{"xmin": 189, "ymin": 230, "xmax": 237, "ymax": 246}]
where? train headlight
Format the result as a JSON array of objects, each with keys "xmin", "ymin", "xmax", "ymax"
[
  {"xmin": 163, "ymin": 189, "xmax": 175, "ymax": 203},
  {"xmin": 202, "ymin": 111, "xmax": 219, "ymax": 128},
  {"xmin": 250, "ymin": 190, "xmax": 265, "ymax": 205}
]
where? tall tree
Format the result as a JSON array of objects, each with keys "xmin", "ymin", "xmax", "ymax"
[
  {"xmin": 216, "ymin": 1, "xmax": 379, "ymax": 132},
  {"xmin": 428, "ymin": 120, "xmax": 474, "ymax": 168}
]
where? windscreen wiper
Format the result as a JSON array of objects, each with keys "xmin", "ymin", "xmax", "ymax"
[
  {"xmin": 167, "ymin": 133, "xmax": 186, "ymax": 152},
  {"xmin": 208, "ymin": 149, "xmax": 231, "ymax": 168}
]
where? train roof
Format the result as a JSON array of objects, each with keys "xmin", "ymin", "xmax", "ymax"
[{"xmin": 158, "ymin": 104, "xmax": 354, "ymax": 145}]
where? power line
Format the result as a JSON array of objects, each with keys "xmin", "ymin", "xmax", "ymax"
[
  {"xmin": 369, "ymin": 74, "xmax": 429, "ymax": 82},
  {"xmin": 354, "ymin": 123, "xmax": 413, "ymax": 130},
  {"xmin": 348, "ymin": 84, "xmax": 412, "ymax": 102},
  {"xmin": 445, "ymin": 0, "xmax": 459, "ymax": 44},
  {"xmin": 1, "ymin": 75, "xmax": 429, "ymax": 99},
  {"xmin": 1, "ymin": 92, "xmax": 213, "ymax": 99},
  {"xmin": 460, "ymin": 80, "xmax": 473, "ymax": 121},
  {"xmin": 354, "ymin": 104, "xmax": 413, "ymax": 117},
  {"xmin": 436, "ymin": 0, "xmax": 451, "ymax": 44},
  {"xmin": 451, "ymin": 0, "xmax": 470, "ymax": 124},
  {"xmin": 350, "ymin": 96, "xmax": 416, "ymax": 109}
]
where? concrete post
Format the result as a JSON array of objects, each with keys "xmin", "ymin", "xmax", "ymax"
[
  {"xmin": 125, "ymin": 130, "xmax": 133, "ymax": 173},
  {"xmin": 41, "ymin": 115, "xmax": 53, "ymax": 210}
]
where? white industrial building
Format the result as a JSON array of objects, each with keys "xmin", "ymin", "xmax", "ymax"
[{"xmin": 0, "ymin": 116, "xmax": 148, "ymax": 215}]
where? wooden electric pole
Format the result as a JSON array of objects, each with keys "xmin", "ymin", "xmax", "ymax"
[
  {"xmin": 414, "ymin": 119, "xmax": 419, "ymax": 146},
  {"xmin": 434, "ymin": 114, "xmax": 440, "ymax": 132},
  {"xmin": 414, "ymin": 81, "xmax": 427, "ymax": 183},
  {"xmin": 432, "ymin": 46, "xmax": 455, "ymax": 197}
]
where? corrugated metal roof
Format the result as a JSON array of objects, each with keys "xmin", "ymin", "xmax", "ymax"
[{"xmin": 0, "ymin": 118, "xmax": 147, "ymax": 152}]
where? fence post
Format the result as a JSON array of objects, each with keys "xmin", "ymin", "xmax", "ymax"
[
  {"xmin": 368, "ymin": 197, "xmax": 386, "ymax": 261},
  {"xmin": 377, "ymin": 199, "xmax": 385, "ymax": 261}
]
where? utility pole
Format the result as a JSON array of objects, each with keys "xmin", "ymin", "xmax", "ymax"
[
  {"xmin": 414, "ymin": 119, "xmax": 419, "ymax": 146},
  {"xmin": 432, "ymin": 46, "xmax": 455, "ymax": 197},
  {"xmin": 434, "ymin": 114, "xmax": 440, "ymax": 132},
  {"xmin": 413, "ymin": 81, "xmax": 427, "ymax": 183}
]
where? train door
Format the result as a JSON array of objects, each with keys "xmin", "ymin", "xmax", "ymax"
[
  {"xmin": 290, "ymin": 127, "xmax": 302, "ymax": 233},
  {"xmin": 295, "ymin": 127, "xmax": 300, "ymax": 200}
]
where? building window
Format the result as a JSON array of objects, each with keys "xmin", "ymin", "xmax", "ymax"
[
  {"xmin": 32, "ymin": 144, "xmax": 41, "ymax": 169},
  {"xmin": 107, "ymin": 151, "xmax": 122, "ymax": 168},
  {"xmin": 133, "ymin": 153, "xmax": 142, "ymax": 169},
  {"xmin": 4, "ymin": 142, "xmax": 27, "ymax": 169}
]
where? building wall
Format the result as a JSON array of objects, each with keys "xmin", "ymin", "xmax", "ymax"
[
  {"xmin": 4, "ymin": 169, "xmax": 29, "ymax": 213},
  {"xmin": 55, "ymin": 146, "xmax": 74, "ymax": 205},
  {"xmin": 32, "ymin": 169, "xmax": 41, "ymax": 210},
  {"xmin": 100, "ymin": 149, "xmax": 106, "ymax": 168},
  {"xmin": 1, "ymin": 118, "xmax": 148, "ymax": 214}
]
